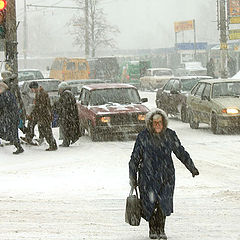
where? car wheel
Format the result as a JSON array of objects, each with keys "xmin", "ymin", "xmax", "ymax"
[
  {"xmin": 211, "ymin": 114, "xmax": 221, "ymax": 134},
  {"xmin": 189, "ymin": 111, "xmax": 199, "ymax": 129},
  {"xmin": 181, "ymin": 106, "xmax": 188, "ymax": 123}
]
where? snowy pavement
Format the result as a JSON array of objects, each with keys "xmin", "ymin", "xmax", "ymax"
[{"xmin": 0, "ymin": 91, "xmax": 240, "ymax": 240}]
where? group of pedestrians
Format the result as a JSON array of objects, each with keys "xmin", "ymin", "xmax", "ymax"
[
  {"xmin": 0, "ymin": 74, "xmax": 81, "ymax": 154},
  {"xmin": 1, "ymin": 72, "xmax": 200, "ymax": 239}
]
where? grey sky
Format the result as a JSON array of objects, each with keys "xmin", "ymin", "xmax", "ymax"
[{"xmin": 16, "ymin": 0, "xmax": 219, "ymax": 55}]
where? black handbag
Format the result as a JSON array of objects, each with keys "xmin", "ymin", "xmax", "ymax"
[{"xmin": 125, "ymin": 186, "xmax": 141, "ymax": 226}]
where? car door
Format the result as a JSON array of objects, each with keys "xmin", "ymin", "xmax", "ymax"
[
  {"xmin": 188, "ymin": 82, "xmax": 206, "ymax": 122},
  {"xmin": 199, "ymin": 83, "xmax": 212, "ymax": 124},
  {"xmin": 156, "ymin": 79, "xmax": 175, "ymax": 113}
]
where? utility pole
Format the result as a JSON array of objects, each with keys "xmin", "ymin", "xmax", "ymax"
[
  {"xmin": 85, "ymin": 0, "xmax": 89, "ymax": 58},
  {"xmin": 5, "ymin": 0, "xmax": 26, "ymax": 118},
  {"xmin": 23, "ymin": 0, "xmax": 27, "ymax": 68},
  {"xmin": 5, "ymin": 0, "xmax": 18, "ymax": 83},
  {"xmin": 219, "ymin": 0, "xmax": 228, "ymax": 78}
]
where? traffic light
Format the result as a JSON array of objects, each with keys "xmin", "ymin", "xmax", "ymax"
[
  {"xmin": 0, "ymin": 0, "xmax": 7, "ymax": 11},
  {"xmin": 0, "ymin": 0, "xmax": 6, "ymax": 39}
]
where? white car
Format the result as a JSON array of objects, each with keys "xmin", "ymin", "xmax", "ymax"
[{"xmin": 140, "ymin": 68, "xmax": 173, "ymax": 90}]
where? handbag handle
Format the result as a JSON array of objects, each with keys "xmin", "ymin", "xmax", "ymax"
[{"xmin": 129, "ymin": 186, "xmax": 139, "ymax": 199}]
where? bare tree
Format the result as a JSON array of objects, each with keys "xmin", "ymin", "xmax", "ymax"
[{"xmin": 70, "ymin": 0, "xmax": 119, "ymax": 57}]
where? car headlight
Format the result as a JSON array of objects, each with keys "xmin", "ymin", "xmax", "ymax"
[
  {"xmin": 222, "ymin": 108, "xmax": 240, "ymax": 114},
  {"xmin": 100, "ymin": 116, "xmax": 111, "ymax": 123},
  {"xmin": 138, "ymin": 114, "xmax": 146, "ymax": 121}
]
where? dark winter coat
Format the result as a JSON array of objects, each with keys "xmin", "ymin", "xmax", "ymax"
[
  {"xmin": 206, "ymin": 59, "xmax": 215, "ymax": 78},
  {"xmin": 55, "ymin": 89, "xmax": 80, "ymax": 142},
  {"xmin": 0, "ymin": 89, "xmax": 20, "ymax": 143},
  {"xmin": 129, "ymin": 109, "xmax": 197, "ymax": 221},
  {"xmin": 30, "ymin": 87, "xmax": 52, "ymax": 125}
]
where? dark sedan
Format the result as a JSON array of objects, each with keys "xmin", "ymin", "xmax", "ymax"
[{"xmin": 156, "ymin": 76, "xmax": 212, "ymax": 122}]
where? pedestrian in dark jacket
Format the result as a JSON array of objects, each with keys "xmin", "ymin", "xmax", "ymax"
[
  {"xmin": 27, "ymin": 81, "xmax": 57, "ymax": 151},
  {"xmin": 129, "ymin": 108, "xmax": 199, "ymax": 239},
  {"xmin": 0, "ymin": 82, "xmax": 24, "ymax": 154},
  {"xmin": 206, "ymin": 58, "xmax": 215, "ymax": 78},
  {"xmin": 1, "ymin": 70, "xmax": 27, "ymax": 133},
  {"xmin": 55, "ymin": 82, "xmax": 80, "ymax": 147}
]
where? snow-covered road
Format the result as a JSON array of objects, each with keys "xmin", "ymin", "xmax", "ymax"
[{"xmin": 0, "ymin": 91, "xmax": 240, "ymax": 240}]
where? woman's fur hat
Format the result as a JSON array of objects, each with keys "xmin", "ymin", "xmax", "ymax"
[{"xmin": 145, "ymin": 108, "xmax": 168, "ymax": 133}]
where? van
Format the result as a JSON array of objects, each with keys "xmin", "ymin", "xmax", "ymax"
[{"xmin": 49, "ymin": 57, "xmax": 90, "ymax": 81}]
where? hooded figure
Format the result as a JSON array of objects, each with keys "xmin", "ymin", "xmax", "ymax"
[
  {"xmin": 129, "ymin": 108, "xmax": 199, "ymax": 239},
  {"xmin": 0, "ymin": 82, "xmax": 24, "ymax": 154},
  {"xmin": 54, "ymin": 82, "xmax": 80, "ymax": 147}
]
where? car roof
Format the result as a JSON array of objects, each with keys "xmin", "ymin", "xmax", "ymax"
[
  {"xmin": 198, "ymin": 78, "xmax": 240, "ymax": 84},
  {"xmin": 23, "ymin": 78, "xmax": 60, "ymax": 84},
  {"xmin": 83, "ymin": 83, "xmax": 137, "ymax": 91},
  {"xmin": 67, "ymin": 79, "xmax": 105, "ymax": 85},
  {"xmin": 18, "ymin": 69, "xmax": 42, "ymax": 72},
  {"xmin": 147, "ymin": 68, "xmax": 172, "ymax": 71},
  {"xmin": 170, "ymin": 76, "xmax": 213, "ymax": 80}
]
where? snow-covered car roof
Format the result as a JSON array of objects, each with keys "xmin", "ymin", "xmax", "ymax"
[
  {"xmin": 83, "ymin": 83, "xmax": 137, "ymax": 91},
  {"xmin": 170, "ymin": 76, "xmax": 213, "ymax": 80},
  {"xmin": 197, "ymin": 78, "xmax": 240, "ymax": 84},
  {"xmin": 147, "ymin": 67, "xmax": 172, "ymax": 71}
]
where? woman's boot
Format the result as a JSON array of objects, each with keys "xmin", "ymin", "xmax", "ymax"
[{"xmin": 149, "ymin": 209, "xmax": 158, "ymax": 239}]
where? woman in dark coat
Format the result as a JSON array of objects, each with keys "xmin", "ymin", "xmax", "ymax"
[
  {"xmin": 56, "ymin": 82, "xmax": 80, "ymax": 147},
  {"xmin": 0, "ymin": 82, "xmax": 24, "ymax": 154},
  {"xmin": 129, "ymin": 108, "xmax": 199, "ymax": 239}
]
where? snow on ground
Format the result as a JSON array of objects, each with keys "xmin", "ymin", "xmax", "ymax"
[{"xmin": 0, "ymin": 91, "xmax": 240, "ymax": 240}]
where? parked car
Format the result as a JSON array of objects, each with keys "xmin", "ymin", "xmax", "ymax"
[
  {"xmin": 186, "ymin": 78, "xmax": 240, "ymax": 134},
  {"xmin": 20, "ymin": 79, "xmax": 61, "ymax": 115},
  {"xmin": 174, "ymin": 62, "xmax": 207, "ymax": 76},
  {"xmin": 66, "ymin": 79, "xmax": 106, "ymax": 97},
  {"xmin": 77, "ymin": 83, "xmax": 149, "ymax": 141},
  {"xmin": 156, "ymin": 76, "xmax": 212, "ymax": 122},
  {"xmin": 140, "ymin": 68, "xmax": 173, "ymax": 90},
  {"xmin": 18, "ymin": 69, "xmax": 44, "ymax": 87}
]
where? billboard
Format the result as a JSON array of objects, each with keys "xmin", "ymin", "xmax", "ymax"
[
  {"xmin": 229, "ymin": 29, "xmax": 240, "ymax": 40},
  {"xmin": 174, "ymin": 20, "xmax": 194, "ymax": 33},
  {"xmin": 228, "ymin": 0, "xmax": 240, "ymax": 17}
]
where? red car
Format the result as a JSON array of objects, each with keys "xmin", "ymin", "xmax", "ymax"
[{"xmin": 77, "ymin": 83, "xmax": 149, "ymax": 141}]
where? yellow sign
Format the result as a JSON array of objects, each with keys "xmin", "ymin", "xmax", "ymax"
[
  {"xmin": 220, "ymin": 43, "xmax": 228, "ymax": 49},
  {"xmin": 174, "ymin": 20, "xmax": 194, "ymax": 33},
  {"xmin": 229, "ymin": 16, "xmax": 240, "ymax": 23},
  {"xmin": 229, "ymin": 29, "xmax": 240, "ymax": 40}
]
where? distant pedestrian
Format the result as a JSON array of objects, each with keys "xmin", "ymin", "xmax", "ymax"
[
  {"xmin": 206, "ymin": 58, "xmax": 215, "ymax": 78},
  {"xmin": 54, "ymin": 82, "xmax": 80, "ymax": 147},
  {"xmin": 0, "ymin": 82, "xmax": 24, "ymax": 154},
  {"xmin": 27, "ymin": 81, "xmax": 57, "ymax": 151},
  {"xmin": 129, "ymin": 108, "xmax": 199, "ymax": 239},
  {"xmin": 228, "ymin": 56, "xmax": 237, "ymax": 78}
]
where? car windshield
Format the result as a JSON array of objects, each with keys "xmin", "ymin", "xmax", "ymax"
[
  {"xmin": 212, "ymin": 82, "xmax": 240, "ymax": 98},
  {"xmin": 31, "ymin": 81, "xmax": 59, "ymax": 92},
  {"xmin": 153, "ymin": 70, "xmax": 172, "ymax": 76},
  {"xmin": 90, "ymin": 88, "xmax": 141, "ymax": 106},
  {"xmin": 18, "ymin": 71, "xmax": 44, "ymax": 82},
  {"xmin": 181, "ymin": 78, "xmax": 200, "ymax": 91}
]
